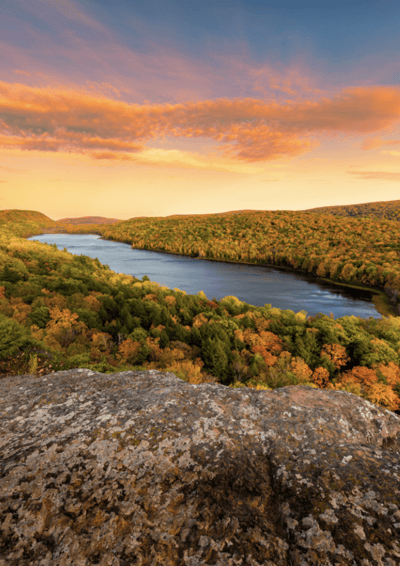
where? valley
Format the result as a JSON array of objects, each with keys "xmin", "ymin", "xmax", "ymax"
[{"xmin": 1, "ymin": 203, "xmax": 400, "ymax": 413}]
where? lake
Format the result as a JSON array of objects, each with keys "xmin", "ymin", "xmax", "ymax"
[{"xmin": 28, "ymin": 233, "xmax": 382, "ymax": 319}]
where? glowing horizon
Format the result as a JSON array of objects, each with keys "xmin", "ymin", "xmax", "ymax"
[{"xmin": 2, "ymin": 0, "xmax": 400, "ymax": 220}]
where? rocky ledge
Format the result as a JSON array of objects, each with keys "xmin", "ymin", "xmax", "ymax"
[{"xmin": 1, "ymin": 369, "xmax": 400, "ymax": 565}]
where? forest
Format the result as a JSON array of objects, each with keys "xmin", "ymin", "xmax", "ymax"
[
  {"xmin": 306, "ymin": 199, "xmax": 400, "ymax": 223},
  {"xmin": 99, "ymin": 208, "xmax": 400, "ymax": 317},
  {"xmin": 1, "ymin": 206, "xmax": 400, "ymax": 414}
]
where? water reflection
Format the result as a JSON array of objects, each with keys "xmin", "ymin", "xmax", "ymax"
[{"xmin": 28, "ymin": 233, "xmax": 381, "ymax": 319}]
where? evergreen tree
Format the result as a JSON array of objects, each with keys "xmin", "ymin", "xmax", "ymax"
[
  {"xmin": 30, "ymin": 306, "xmax": 51, "ymax": 329},
  {"xmin": 201, "ymin": 337, "xmax": 229, "ymax": 382},
  {"xmin": 0, "ymin": 314, "xmax": 43, "ymax": 359},
  {"xmin": 159, "ymin": 330, "xmax": 170, "ymax": 348}
]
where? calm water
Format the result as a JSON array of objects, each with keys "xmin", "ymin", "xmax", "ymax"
[{"xmin": 28, "ymin": 233, "xmax": 382, "ymax": 319}]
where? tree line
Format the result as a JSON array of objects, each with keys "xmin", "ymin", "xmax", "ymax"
[
  {"xmin": 0, "ymin": 208, "xmax": 400, "ymax": 413},
  {"xmin": 100, "ymin": 209, "xmax": 400, "ymax": 315},
  {"xmin": 305, "ymin": 199, "xmax": 400, "ymax": 223}
]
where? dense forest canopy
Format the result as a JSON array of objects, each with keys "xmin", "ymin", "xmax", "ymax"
[
  {"xmin": 305, "ymin": 199, "xmax": 400, "ymax": 222},
  {"xmin": 1, "ymin": 204, "xmax": 400, "ymax": 413},
  {"xmin": 57, "ymin": 216, "xmax": 123, "ymax": 225},
  {"xmin": 100, "ymin": 208, "xmax": 400, "ymax": 316}
]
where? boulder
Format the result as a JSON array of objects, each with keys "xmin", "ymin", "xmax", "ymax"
[{"xmin": 1, "ymin": 369, "xmax": 400, "ymax": 565}]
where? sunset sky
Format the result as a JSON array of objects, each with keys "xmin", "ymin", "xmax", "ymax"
[{"xmin": 2, "ymin": 0, "xmax": 400, "ymax": 220}]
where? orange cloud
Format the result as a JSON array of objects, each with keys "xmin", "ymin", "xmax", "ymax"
[
  {"xmin": 13, "ymin": 70, "xmax": 31, "ymax": 77},
  {"xmin": 346, "ymin": 170, "xmax": 400, "ymax": 181},
  {"xmin": 90, "ymin": 151, "xmax": 136, "ymax": 161},
  {"xmin": 247, "ymin": 63, "xmax": 325, "ymax": 98},
  {"xmin": 361, "ymin": 136, "xmax": 400, "ymax": 150},
  {"xmin": 2, "ymin": 81, "xmax": 400, "ymax": 164}
]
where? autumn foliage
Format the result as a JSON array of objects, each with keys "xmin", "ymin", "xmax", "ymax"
[
  {"xmin": 306, "ymin": 199, "xmax": 400, "ymax": 223},
  {"xmin": 0, "ymin": 207, "xmax": 400, "ymax": 412},
  {"xmin": 99, "ymin": 207, "xmax": 400, "ymax": 317}
]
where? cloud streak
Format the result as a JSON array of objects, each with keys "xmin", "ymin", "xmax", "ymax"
[
  {"xmin": 346, "ymin": 170, "xmax": 400, "ymax": 181},
  {"xmin": 2, "ymin": 81, "xmax": 400, "ymax": 166},
  {"xmin": 361, "ymin": 137, "xmax": 400, "ymax": 150}
]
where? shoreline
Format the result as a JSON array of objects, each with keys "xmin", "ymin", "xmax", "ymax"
[
  {"xmin": 98, "ymin": 236, "xmax": 395, "ymax": 318},
  {"xmin": 32, "ymin": 231, "xmax": 396, "ymax": 318}
]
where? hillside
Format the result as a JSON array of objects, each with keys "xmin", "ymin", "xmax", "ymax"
[
  {"xmin": 166, "ymin": 200, "xmax": 400, "ymax": 222},
  {"xmin": 2, "ymin": 207, "xmax": 400, "ymax": 319},
  {"xmin": 0, "ymin": 210, "xmax": 55, "ymax": 223},
  {"xmin": 100, "ymin": 209, "xmax": 400, "ymax": 317},
  {"xmin": 0, "ymin": 210, "xmax": 109, "ymax": 238},
  {"xmin": 57, "ymin": 216, "xmax": 122, "ymax": 225},
  {"xmin": 1, "ymin": 208, "xmax": 400, "ymax": 413},
  {"xmin": 305, "ymin": 199, "xmax": 400, "ymax": 222},
  {"xmin": 0, "ymin": 210, "xmax": 58, "ymax": 239}
]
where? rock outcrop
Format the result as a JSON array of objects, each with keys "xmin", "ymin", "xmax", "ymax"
[{"xmin": 1, "ymin": 369, "xmax": 400, "ymax": 565}]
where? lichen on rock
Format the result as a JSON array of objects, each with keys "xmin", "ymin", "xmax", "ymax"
[{"xmin": 0, "ymin": 368, "xmax": 400, "ymax": 565}]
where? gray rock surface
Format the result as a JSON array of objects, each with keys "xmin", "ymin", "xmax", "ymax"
[{"xmin": 1, "ymin": 368, "xmax": 400, "ymax": 565}]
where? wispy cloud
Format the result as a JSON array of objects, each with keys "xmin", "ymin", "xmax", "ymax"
[
  {"xmin": 0, "ymin": 0, "xmax": 329, "ymax": 109},
  {"xmin": 2, "ymin": 81, "xmax": 400, "ymax": 167},
  {"xmin": 14, "ymin": 70, "xmax": 32, "ymax": 77},
  {"xmin": 346, "ymin": 170, "xmax": 400, "ymax": 181},
  {"xmin": 361, "ymin": 136, "xmax": 400, "ymax": 149},
  {"xmin": 14, "ymin": 0, "xmax": 109, "ymax": 35}
]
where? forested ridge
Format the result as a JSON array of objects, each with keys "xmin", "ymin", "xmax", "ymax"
[
  {"xmin": 306, "ymin": 199, "xmax": 400, "ymax": 222},
  {"xmin": 0, "ymin": 210, "xmax": 123, "ymax": 237},
  {"xmin": 1, "ymin": 207, "xmax": 400, "ymax": 413},
  {"xmin": 56, "ymin": 216, "xmax": 122, "ymax": 225},
  {"xmin": 100, "ymin": 208, "xmax": 400, "ymax": 316}
]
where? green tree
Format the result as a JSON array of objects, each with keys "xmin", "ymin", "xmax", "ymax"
[
  {"xmin": 1, "ymin": 264, "xmax": 26, "ymax": 283},
  {"xmin": 201, "ymin": 337, "xmax": 229, "ymax": 382},
  {"xmin": 0, "ymin": 314, "xmax": 43, "ymax": 359},
  {"xmin": 75, "ymin": 308, "xmax": 102, "ymax": 330},
  {"xmin": 172, "ymin": 323, "xmax": 191, "ymax": 343},
  {"xmin": 129, "ymin": 327, "xmax": 148, "ymax": 342},
  {"xmin": 159, "ymin": 330, "xmax": 170, "ymax": 348},
  {"xmin": 30, "ymin": 306, "xmax": 51, "ymax": 329}
]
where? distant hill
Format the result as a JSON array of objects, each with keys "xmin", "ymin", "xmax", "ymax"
[
  {"xmin": 305, "ymin": 200, "xmax": 400, "ymax": 222},
  {"xmin": 0, "ymin": 210, "xmax": 58, "ymax": 238},
  {"xmin": 167, "ymin": 202, "xmax": 400, "ymax": 222},
  {"xmin": 56, "ymin": 216, "xmax": 122, "ymax": 225},
  {"xmin": 0, "ymin": 209, "xmax": 56, "ymax": 225}
]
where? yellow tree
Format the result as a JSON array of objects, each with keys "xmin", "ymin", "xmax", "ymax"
[
  {"xmin": 117, "ymin": 338, "xmax": 142, "ymax": 365},
  {"xmin": 320, "ymin": 343, "xmax": 350, "ymax": 370},
  {"xmin": 44, "ymin": 307, "xmax": 88, "ymax": 352},
  {"xmin": 311, "ymin": 367, "xmax": 331, "ymax": 388},
  {"xmin": 290, "ymin": 357, "xmax": 313, "ymax": 384},
  {"xmin": 243, "ymin": 328, "xmax": 284, "ymax": 367},
  {"xmin": 10, "ymin": 297, "xmax": 32, "ymax": 326}
]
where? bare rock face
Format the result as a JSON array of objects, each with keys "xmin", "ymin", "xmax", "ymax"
[{"xmin": 1, "ymin": 369, "xmax": 400, "ymax": 566}]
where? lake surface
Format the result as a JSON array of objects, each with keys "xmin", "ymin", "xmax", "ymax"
[{"xmin": 28, "ymin": 233, "xmax": 382, "ymax": 319}]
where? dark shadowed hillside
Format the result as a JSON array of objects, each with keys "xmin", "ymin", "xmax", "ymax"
[
  {"xmin": 57, "ymin": 216, "xmax": 122, "ymax": 225},
  {"xmin": 305, "ymin": 200, "xmax": 400, "ymax": 222}
]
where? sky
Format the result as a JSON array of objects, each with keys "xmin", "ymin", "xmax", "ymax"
[{"xmin": 2, "ymin": 0, "xmax": 400, "ymax": 220}]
